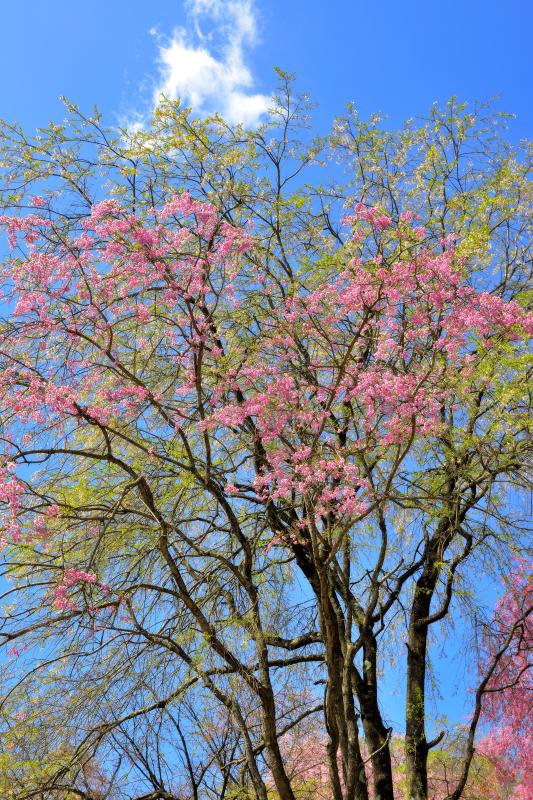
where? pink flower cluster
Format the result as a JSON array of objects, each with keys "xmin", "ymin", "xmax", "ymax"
[
  {"xmin": 7, "ymin": 376, "xmax": 78, "ymax": 425},
  {"xmin": 254, "ymin": 450, "xmax": 369, "ymax": 520},
  {"xmin": 52, "ymin": 568, "xmax": 98, "ymax": 611},
  {"xmin": 0, "ymin": 465, "xmax": 25, "ymax": 545},
  {"xmin": 0, "ymin": 212, "xmax": 51, "ymax": 248},
  {"xmin": 478, "ymin": 566, "xmax": 532, "ymax": 799},
  {"xmin": 198, "ymin": 231, "xmax": 531, "ymax": 526},
  {"xmin": 0, "ymin": 196, "xmax": 531, "ymax": 551}
]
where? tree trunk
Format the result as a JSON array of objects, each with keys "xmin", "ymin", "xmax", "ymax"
[
  {"xmin": 405, "ymin": 566, "xmax": 437, "ymax": 800},
  {"xmin": 355, "ymin": 636, "xmax": 395, "ymax": 800}
]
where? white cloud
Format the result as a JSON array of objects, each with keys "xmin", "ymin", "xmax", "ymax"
[{"xmin": 151, "ymin": 0, "xmax": 271, "ymax": 127}]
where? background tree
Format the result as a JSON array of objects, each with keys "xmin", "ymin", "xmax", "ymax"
[
  {"xmin": 0, "ymin": 77, "xmax": 531, "ymax": 800},
  {"xmin": 475, "ymin": 565, "xmax": 532, "ymax": 800}
]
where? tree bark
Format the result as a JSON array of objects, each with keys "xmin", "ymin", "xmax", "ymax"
[{"xmin": 405, "ymin": 557, "xmax": 439, "ymax": 800}]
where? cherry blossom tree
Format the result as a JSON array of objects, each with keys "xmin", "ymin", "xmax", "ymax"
[
  {"xmin": 474, "ymin": 566, "xmax": 532, "ymax": 800},
  {"xmin": 0, "ymin": 78, "xmax": 531, "ymax": 800},
  {"xmin": 267, "ymin": 731, "xmax": 518, "ymax": 800}
]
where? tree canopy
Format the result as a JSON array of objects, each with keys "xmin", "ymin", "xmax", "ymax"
[{"xmin": 0, "ymin": 77, "xmax": 531, "ymax": 800}]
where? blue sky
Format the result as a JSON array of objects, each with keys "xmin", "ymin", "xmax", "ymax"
[{"xmin": 2, "ymin": 0, "xmax": 532, "ymax": 138}]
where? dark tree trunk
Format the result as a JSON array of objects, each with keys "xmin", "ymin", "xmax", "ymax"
[
  {"xmin": 405, "ymin": 561, "xmax": 439, "ymax": 800},
  {"xmin": 319, "ymin": 569, "xmax": 368, "ymax": 800},
  {"xmin": 354, "ymin": 636, "xmax": 395, "ymax": 800},
  {"xmin": 291, "ymin": 539, "xmax": 372, "ymax": 800},
  {"xmin": 359, "ymin": 689, "xmax": 394, "ymax": 800}
]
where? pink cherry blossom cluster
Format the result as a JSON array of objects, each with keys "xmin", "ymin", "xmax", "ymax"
[
  {"xmin": 0, "ymin": 194, "xmax": 257, "ymax": 547},
  {"xmin": 0, "ymin": 198, "xmax": 530, "ymax": 548},
  {"xmin": 478, "ymin": 565, "xmax": 532, "ymax": 799},
  {"xmin": 52, "ymin": 568, "xmax": 98, "ymax": 611},
  {"xmin": 198, "ymin": 225, "xmax": 531, "ymax": 521},
  {"xmin": 352, "ymin": 201, "xmax": 392, "ymax": 230},
  {"xmin": 0, "ymin": 464, "xmax": 25, "ymax": 546},
  {"xmin": 253, "ymin": 451, "xmax": 369, "ymax": 521},
  {"xmin": 0, "ymin": 212, "xmax": 51, "ymax": 248}
]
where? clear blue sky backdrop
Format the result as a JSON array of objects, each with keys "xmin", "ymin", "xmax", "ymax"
[
  {"xmin": 1, "ymin": 0, "xmax": 532, "ymax": 138},
  {"xmin": 0, "ymin": 0, "xmax": 530, "ymax": 733}
]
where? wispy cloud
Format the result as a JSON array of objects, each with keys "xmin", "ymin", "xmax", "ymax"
[{"xmin": 151, "ymin": 0, "xmax": 271, "ymax": 127}]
